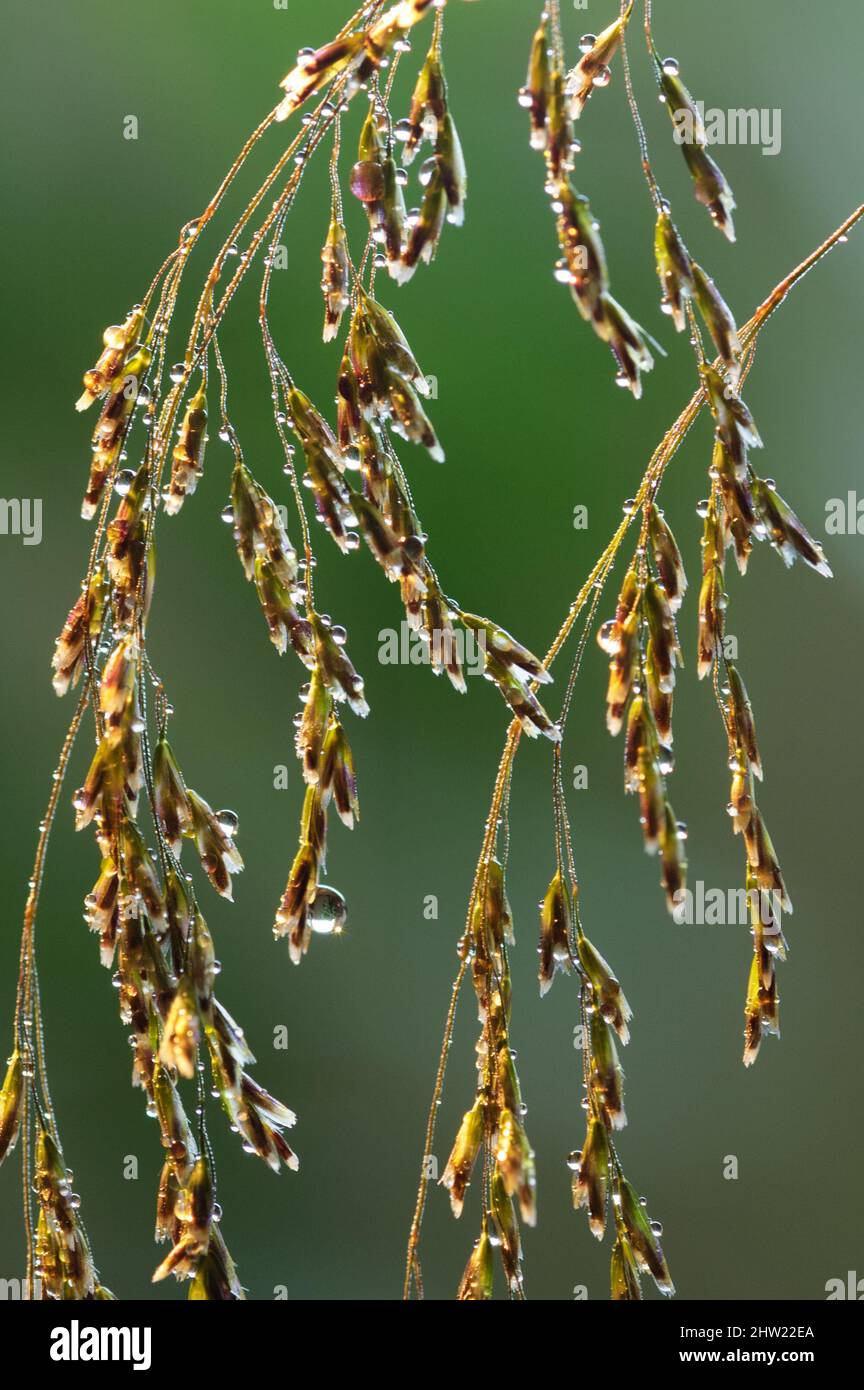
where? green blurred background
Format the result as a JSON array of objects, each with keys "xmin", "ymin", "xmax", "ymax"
[{"xmin": 1, "ymin": 0, "xmax": 862, "ymax": 1301}]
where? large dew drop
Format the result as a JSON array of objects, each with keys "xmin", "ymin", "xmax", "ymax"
[{"xmin": 307, "ymin": 885, "xmax": 347, "ymax": 936}]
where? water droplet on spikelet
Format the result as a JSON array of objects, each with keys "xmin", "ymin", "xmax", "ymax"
[{"xmin": 307, "ymin": 885, "xmax": 347, "ymax": 935}]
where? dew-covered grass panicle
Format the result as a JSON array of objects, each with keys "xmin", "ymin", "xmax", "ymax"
[
  {"xmin": 4, "ymin": 0, "xmax": 861, "ymax": 1305},
  {"xmin": 402, "ymin": 0, "xmax": 862, "ymax": 1299},
  {"xmin": 5, "ymin": 0, "xmax": 560, "ymax": 1299}
]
